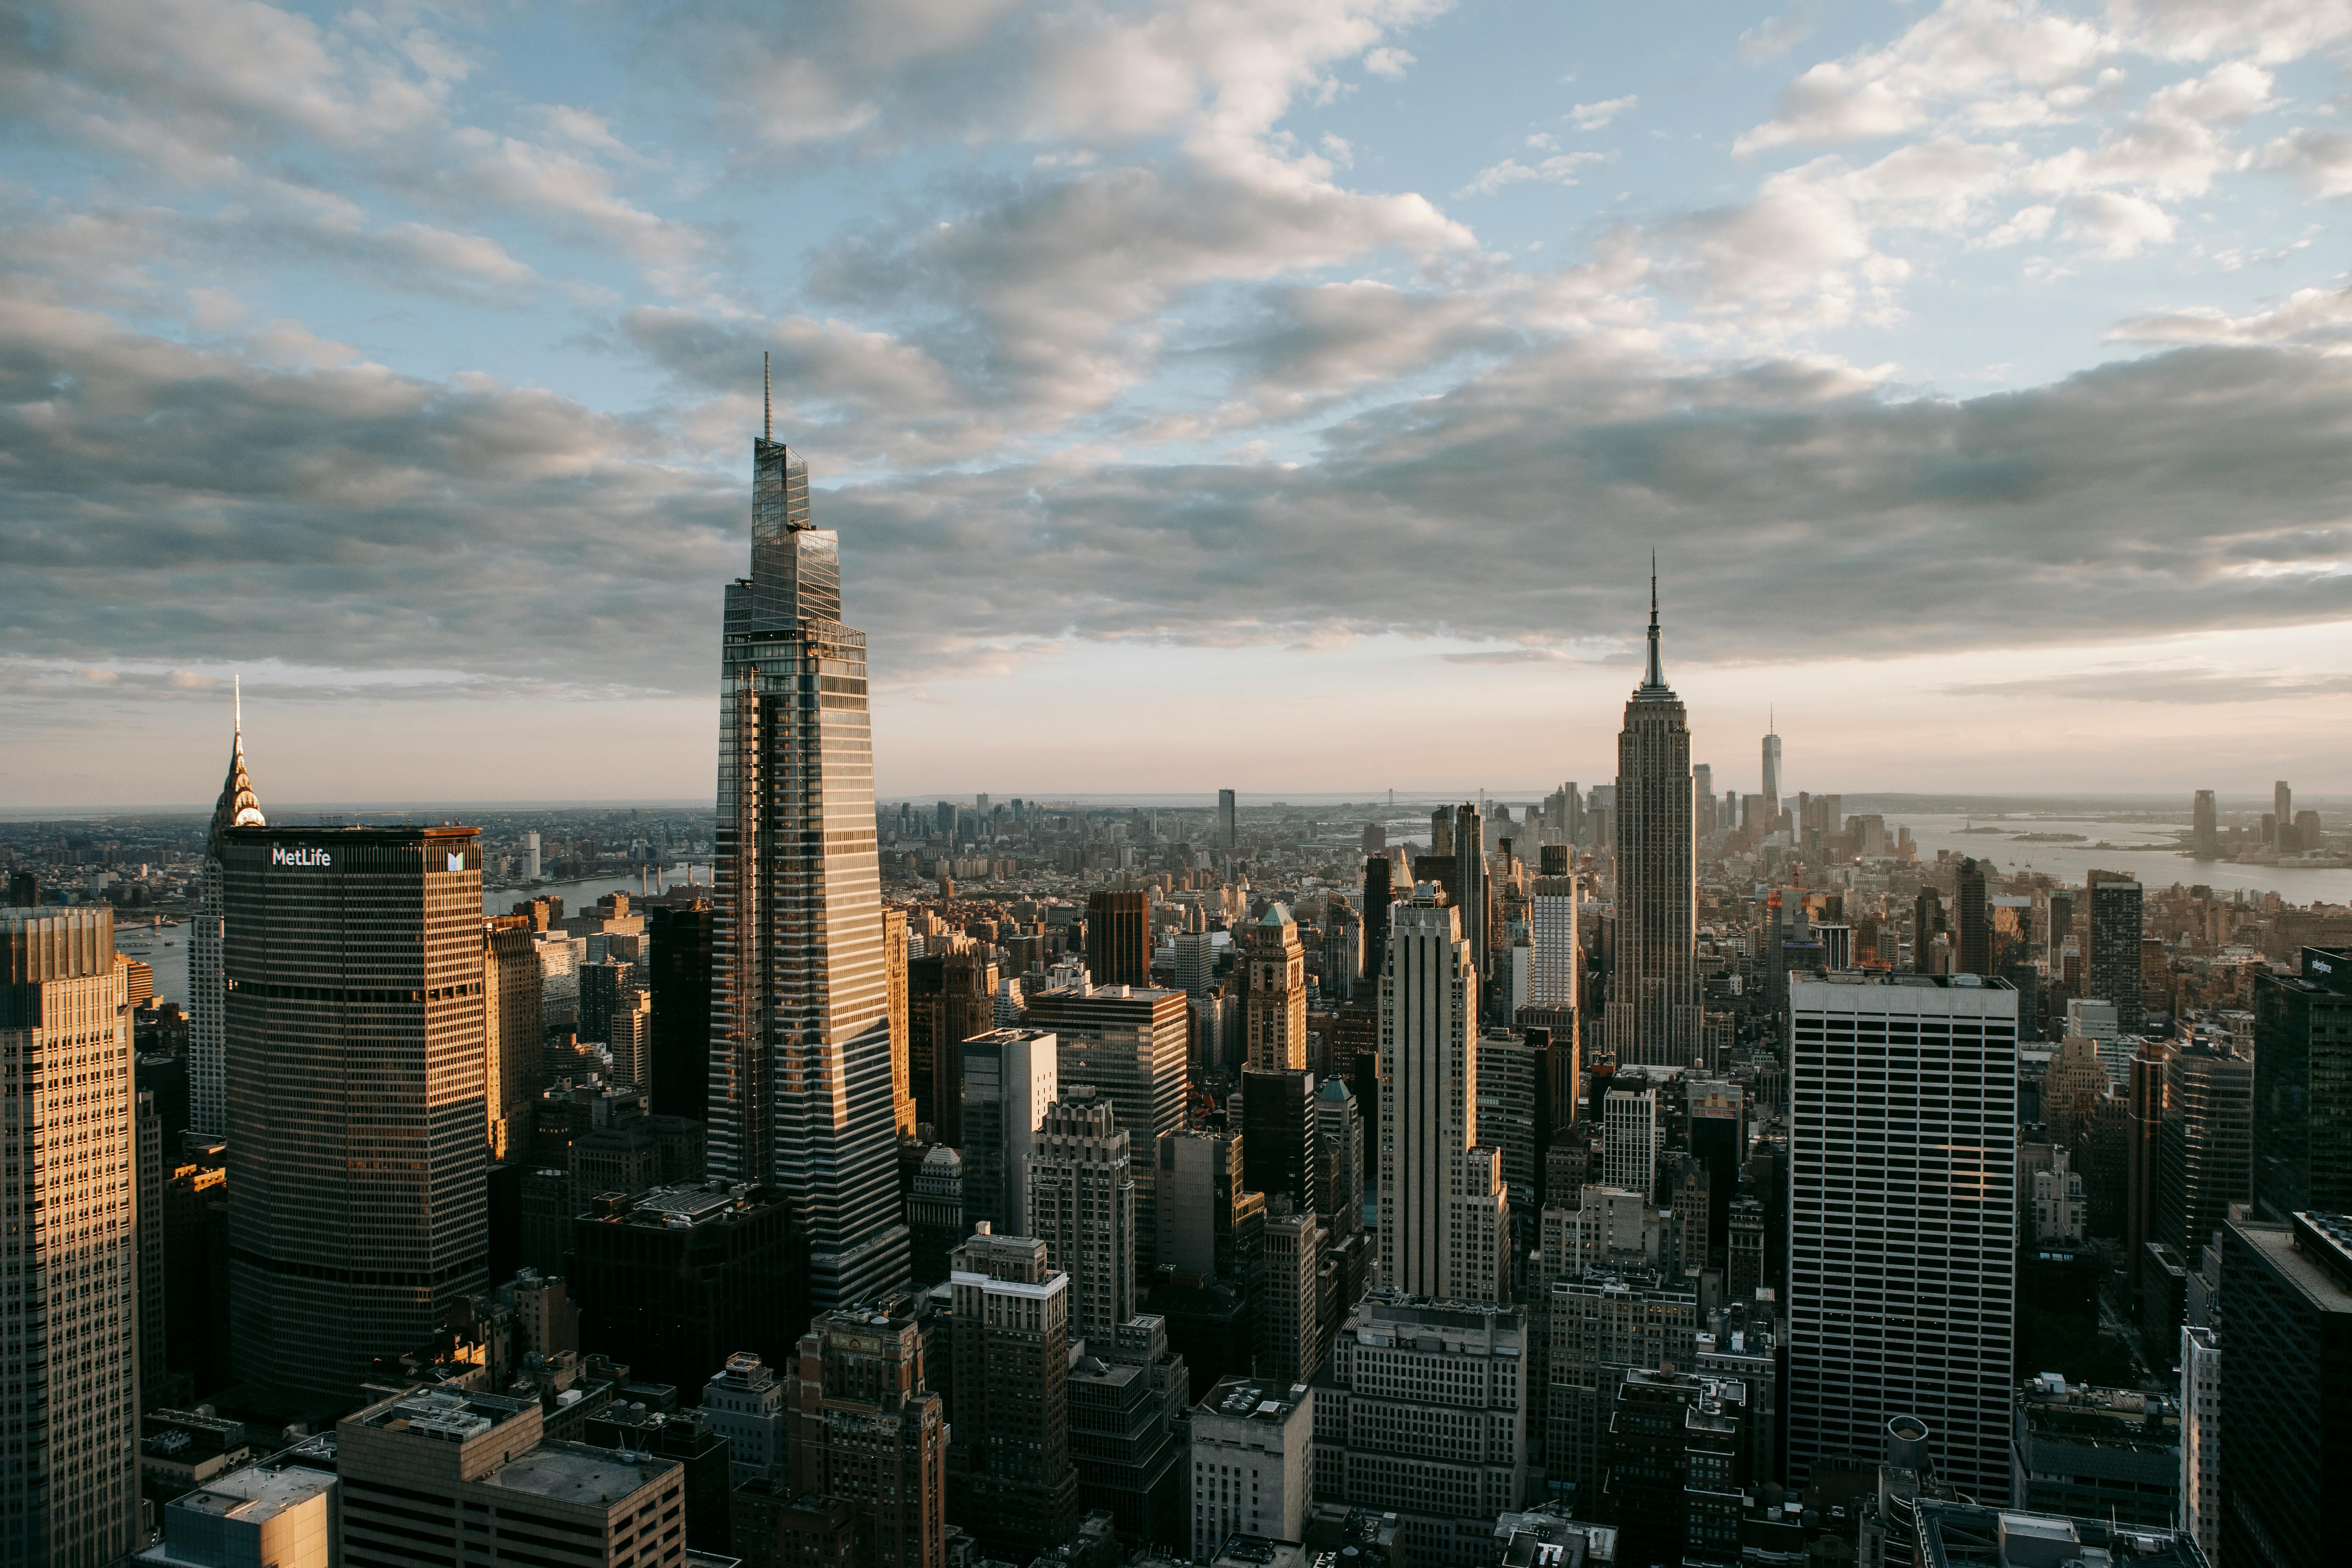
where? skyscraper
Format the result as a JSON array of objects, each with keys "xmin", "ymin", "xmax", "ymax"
[
  {"xmin": 1027, "ymin": 1087, "xmax": 1136, "ymax": 1347},
  {"xmin": 1760, "ymin": 715, "xmax": 1782, "ymax": 828},
  {"xmin": 960, "ymin": 1027, "xmax": 1059, "ymax": 1235},
  {"xmin": 2191, "ymin": 790, "xmax": 2219, "ymax": 859},
  {"xmin": 1609, "ymin": 570, "xmax": 1702, "ymax": 1067},
  {"xmin": 1361, "ymin": 853, "xmax": 1394, "ymax": 990},
  {"xmin": 1085, "ymin": 889, "xmax": 1151, "ymax": 989},
  {"xmin": 778, "ymin": 1300, "xmax": 949, "ymax": 1568},
  {"xmin": 710, "ymin": 412, "xmax": 908, "ymax": 1309},
  {"xmin": 191, "ymin": 685, "xmax": 265, "ymax": 1140},
  {"xmin": 2086, "ymin": 874, "xmax": 2145, "ymax": 1035},
  {"xmin": 1243, "ymin": 904, "xmax": 1308, "ymax": 1070},
  {"xmin": 648, "ymin": 897, "xmax": 713, "ymax": 1122},
  {"xmin": 0, "ymin": 908, "xmax": 144, "ymax": 1566},
  {"xmin": 1955, "ymin": 857, "xmax": 1991, "ymax": 976},
  {"xmin": 2154, "ymin": 1044, "xmax": 2252, "ymax": 1269},
  {"xmin": 2275, "ymin": 779, "xmax": 2294, "ymax": 852},
  {"xmin": 2218, "ymin": 1213, "xmax": 2352, "ymax": 1568},
  {"xmin": 947, "ymin": 1228, "xmax": 1080, "ymax": 1559},
  {"xmin": 1787, "ymin": 973, "xmax": 2016, "ymax": 1499},
  {"xmin": 1378, "ymin": 894, "xmax": 1508, "ymax": 1303},
  {"xmin": 1217, "ymin": 789, "xmax": 1237, "ymax": 852},
  {"xmin": 483, "ymin": 915, "xmax": 544, "ymax": 1156},
  {"xmin": 2252, "ymin": 946, "xmax": 2352, "ymax": 1220},
  {"xmin": 1527, "ymin": 874, "xmax": 1580, "ymax": 1015},
  {"xmin": 224, "ymin": 825, "xmax": 488, "ymax": 1408},
  {"xmin": 1455, "ymin": 801, "xmax": 1490, "ymax": 1021}
]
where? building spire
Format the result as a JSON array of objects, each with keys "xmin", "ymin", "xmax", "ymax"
[
  {"xmin": 763, "ymin": 351, "xmax": 772, "ymax": 442},
  {"xmin": 1642, "ymin": 551, "xmax": 1665, "ymax": 690},
  {"xmin": 207, "ymin": 682, "xmax": 266, "ymax": 857}
]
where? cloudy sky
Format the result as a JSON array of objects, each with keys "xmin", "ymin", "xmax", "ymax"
[{"xmin": 7, "ymin": 0, "xmax": 2352, "ymax": 809}]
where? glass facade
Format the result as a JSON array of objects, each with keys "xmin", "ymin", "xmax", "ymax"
[{"xmin": 711, "ymin": 435, "xmax": 907, "ymax": 1310}]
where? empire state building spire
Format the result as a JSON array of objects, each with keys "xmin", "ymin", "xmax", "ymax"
[{"xmin": 1610, "ymin": 567, "xmax": 1702, "ymax": 1067}]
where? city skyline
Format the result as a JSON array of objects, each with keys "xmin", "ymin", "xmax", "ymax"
[{"xmin": 9, "ymin": 2, "xmax": 2352, "ymax": 804}]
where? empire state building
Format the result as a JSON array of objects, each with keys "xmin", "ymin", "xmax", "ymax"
[
  {"xmin": 1606, "ymin": 568, "xmax": 1702, "ymax": 1067},
  {"xmin": 710, "ymin": 374, "xmax": 909, "ymax": 1308}
]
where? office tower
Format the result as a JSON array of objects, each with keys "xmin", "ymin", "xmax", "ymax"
[
  {"xmin": 1759, "ymin": 719, "xmax": 1782, "ymax": 825},
  {"xmin": 777, "ymin": 1303, "xmax": 948, "ymax": 1568},
  {"xmin": 908, "ymin": 1144, "xmax": 965, "ymax": 1285},
  {"xmin": 1603, "ymin": 1369, "xmax": 1746, "ymax": 1568},
  {"xmin": 1321, "ymin": 900, "xmax": 1362, "ymax": 1003},
  {"xmin": 709, "ymin": 422, "xmax": 908, "ymax": 1309},
  {"xmin": 521, "ymin": 829, "xmax": 541, "ymax": 880},
  {"xmin": 647, "ymin": 898, "xmax": 713, "ymax": 1122},
  {"xmin": 1028, "ymin": 1088, "xmax": 1136, "ymax": 1346},
  {"xmin": 2191, "ymin": 790, "xmax": 2219, "ymax": 858},
  {"xmin": 2219, "ymin": 1213, "xmax": 2352, "ymax": 1568},
  {"xmin": 2252, "ymin": 946, "xmax": 2352, "ymax": 1220},
  {"xmin": 1603, "ymin": 1084, "xmax": 1659, "ymax": 1198},
  {"xmin": 0, "ymin": 909, "xmax": 142, "ymax": 1565},
  {"xmin": 1025, "ymin": 982, "xmax": 1191, "ymax": 1267},
  {"xmin": 2275, "ymin": 779, "xmax": 2294, "ymax": 851},
  {"xmin": 1477, "ymin": 1029, "xmax": 1572, "ymax": 1263},
  {"xmin": 1243, "ymin": 904, "xmax": 1308, "ymax": 1070},
  {"xmin": 571, "ymin": 1183, "xmax": 803, "ymax": 1393},
  {"xmin": 2126, "ymin": 1045, "xmax": 2170, "ymax": 1292},
  {"xmin": 136, "ymin": 1087, "xmax": 165, "ymax": 1410},
  {"xmin": 1155, "ymin": 1130, "xmax": 1265, "ymax": 1292},
  {"xmin": 1317, "ymin": 1077, "xmax": 1365, "ymax": 1233},
  {"xmin": 1542, "ymin": 1268, "xmax": 1699, "ymax": 1504},
  {"xmin": 482, "ymin": 917, "xmax": 544, "ymax": 1157},
  {"xmin": 1454, "ymin": 801, "xmax": 1491, "ymax": 1018},
  {"xmin": 1361, "ymin": 854, "xmax": 1394, "ymax": 989},
  {"xmin": 578, "ymin": 956, "xmax": 635, "ymax": 1045},
  {"xmin": 1174, "ymin": 929, "xmax": 1215, "ymax": 999},
  {"xmin": 881, "ymin": 906, "xmax": 916, "ymax": 1137},
  {"xmin": 910, "ymin": 940, "xmax": 997, "ymax": 1142},
  {"xmin": 1429, "ymin": 807, "xmax": 1454, "ymax": 858},
  {"xmin": 1610, "ymin": 573, "xmax": 1700, "ymax": 1067},
  {"xmin": 1313, "ymin": 1291, "xmax": 1527, "ymax": 1568},
  {"xmin": 1955, "ymin": 858, "xmax": 1991, "ymax": 976},
  {"xmin": 1259, "ymin": 1201, "xmax": 1324, "ymax": 1384},
  {"xmin": 1528, "ymin": 874, "xmax": 1580, "ymax": 1016},
  {"xmin": 2086, "ymin": 874, "xmax": 2145, "ymax": 1035},
  {"xmin": 1069, "ymin": 1315, "xmax": 1188, "ymax": 1545},
  {"xmin": 192, "ymin": 693, "xmax": 265, "ymax": 1140},
  {"xmin": 1191, "ymin": 1375, "xmax": 1313, "ymax": 1557},
  {"xmin": 960, "ymin": 1027, "xmax": 1058, "ymax": 1234},
  {"xmin": 2179, "ymin": 1324, "xmax": 2218, "ymax": 1564},
  {"xmin": 1378, "ymin": 895, "xmax": 1509, "ymax": 1304},
  {"xmin": 1787, "ymin": 973, "xmax": 2017, "ymax": 1499},
  {"xmin": 2154, "ymin": 1044, "xmax": 2252, "ymax": 1272},
  {"xmin": 139, "ymin": 1459, "xmax": 339, "ymax": 1568},
  {"xmin": 2009, "ymin": 1378, "xmax": 2181, "ymax": 1527},
  {"xmin": 1241, "ymin": 1066, "xmax": 1320, "ymax": 1216},
  {"xmin": 1913, "ymin": 886, "xmax": 1945, "ymax": 973},
  {"xmin": 1217, "ymin": 789, "xmax": 1238, "ymax": 851},
  {"xmin": 221, "ymin": 825, "xmax": 486, "ymax": 1408},
  {"xmin": 1692, "ymin": 762, "xmax": 1716, "ymax": 845},
  {"xmin": 338, "ymin": 1388, "xmax": 684, "ymax": 1566},
  {"xmin": 947, "ymin": 1228, "xmax": 1080, "ymax": 1559},
  {"xmin": 1086, "ymin": 889, "xmax": 1151, "ymax": 988},
  {"xmin": 1688, "ymin": 1078, "xmax": 1743, "ymax": 1265},
  {"xmin": 704, "ymin": 1352, "xmax": 789, "ymax": 1489}
]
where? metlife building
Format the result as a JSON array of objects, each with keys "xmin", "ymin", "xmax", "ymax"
[{"xmin": 221, "ymin": 824, "xmax": 488, "ymax": 1410}]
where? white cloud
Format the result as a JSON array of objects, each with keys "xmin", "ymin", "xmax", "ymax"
[
  {"xmin": 2109, "ymin": 284, "xmax": 2352, "ymax": 348},
  {"xmin": 2258, "ymin": 129, "xmax": 2352, "ymax": 199},
  {"xmin": 1570, "ymin": 95, "xmax": 1639, "ymax": 131},
  {"xmin": 1363, "ymin": 47, "xmax": 1416, "ymax": 79},
  {"xmin": 1455, "ymin": 151, "xmax": 1606, "ymax": 198},
  {"xmin": 2060, "ymin": 190, "xmax": 2174, "ymax": 255},
  {"xmin": 1740, "ymin": 7, "xmax": 1824, "ymax": 64},
  {"xmin": 2109, "ymin": 0, "xmax": 2352, "ymax": 65},
  {"xmin": 1737, "ymin": 0, "xmax": 2110, "ymax": 154}
]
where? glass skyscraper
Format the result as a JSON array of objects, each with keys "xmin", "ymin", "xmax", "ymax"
[
  {"xmin": 710, "ymin": 410, "xmax": 908, "ymax": 1309},
  {"xmin": 191, "ymin": 688, "xmax": 265, "ymax": 1140}
]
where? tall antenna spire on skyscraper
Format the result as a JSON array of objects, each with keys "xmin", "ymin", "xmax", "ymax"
[
  {"xmin": 1642, "ymin": 551, "xmax": 1665, "ymax": 690},
  {"xmin": 763, "ymin": 351, "xmax": 772, "ymax": 441},
  {"xmin": 234, "ymin": 671, "xmax": 242, "ymax": 735}
]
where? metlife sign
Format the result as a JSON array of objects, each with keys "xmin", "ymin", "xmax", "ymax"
[{"xmin": 271, "ymin": 846, "xmax": 333, "ymax": 868}]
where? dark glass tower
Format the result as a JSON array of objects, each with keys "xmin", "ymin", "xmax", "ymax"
[
  {"xmin": 2252, "ymin": 946, "xmax": 2352, "ymax": 1221},
  {"xmin": 648, "ymin": 898, "xmax": 713, "ymax": 1121},
  {"xmin": 710, "ymin": 392, "xmax": 908, "ymax": 1309}
]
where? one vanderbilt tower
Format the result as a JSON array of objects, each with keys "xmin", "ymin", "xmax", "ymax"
[{"xmin": 710, "ymin": 364, "xmax": 909, "ymax": 1308}]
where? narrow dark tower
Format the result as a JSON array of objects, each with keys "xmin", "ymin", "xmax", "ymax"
[{"xmin": 1608, "ymin": 558, "xmax": 1700, "ymax": 1066}]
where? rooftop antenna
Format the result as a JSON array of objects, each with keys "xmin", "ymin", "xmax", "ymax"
[
  {"xmin": 763, "ymin": 351, "xmax": 772, "ymax": 442},
  {"xmin": 234, "ymin": 671, "xmax": 243, "ymax": 735}
]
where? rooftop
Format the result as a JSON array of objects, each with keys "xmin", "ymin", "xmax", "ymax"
[
  {"xmin": 1913, "ymin": 1499, "xmax": 2210, "ymax": 1568},
  {"xmin": 1199, "ymin": 1376, "xmax": 1309, "ymax": 1423},
  {"xmin": 359, "ymin": 1389, "xmax": 536, "ymax": 1442},
  {"xmin": 166, "ymin": 1464, "xmax": 336, "ymax": 1524},
  {"xmin": 480, "ymin": 1441, "xmax": 678, "ymax": 1507}
]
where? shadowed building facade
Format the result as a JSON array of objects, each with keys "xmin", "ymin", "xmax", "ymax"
[{"xmin": 1608, "ymin": 572, "xmax": 1701, "ymax": 1067}]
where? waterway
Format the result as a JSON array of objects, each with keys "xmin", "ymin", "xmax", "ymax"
[{"xmin": 1893, "ymin": 813, "xmax": 2352, "ymax": 904}]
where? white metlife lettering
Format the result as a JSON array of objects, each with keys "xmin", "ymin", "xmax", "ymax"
[{"xmin": 270, "ymin": 846, "xmax": 332, "ymax": 868}]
